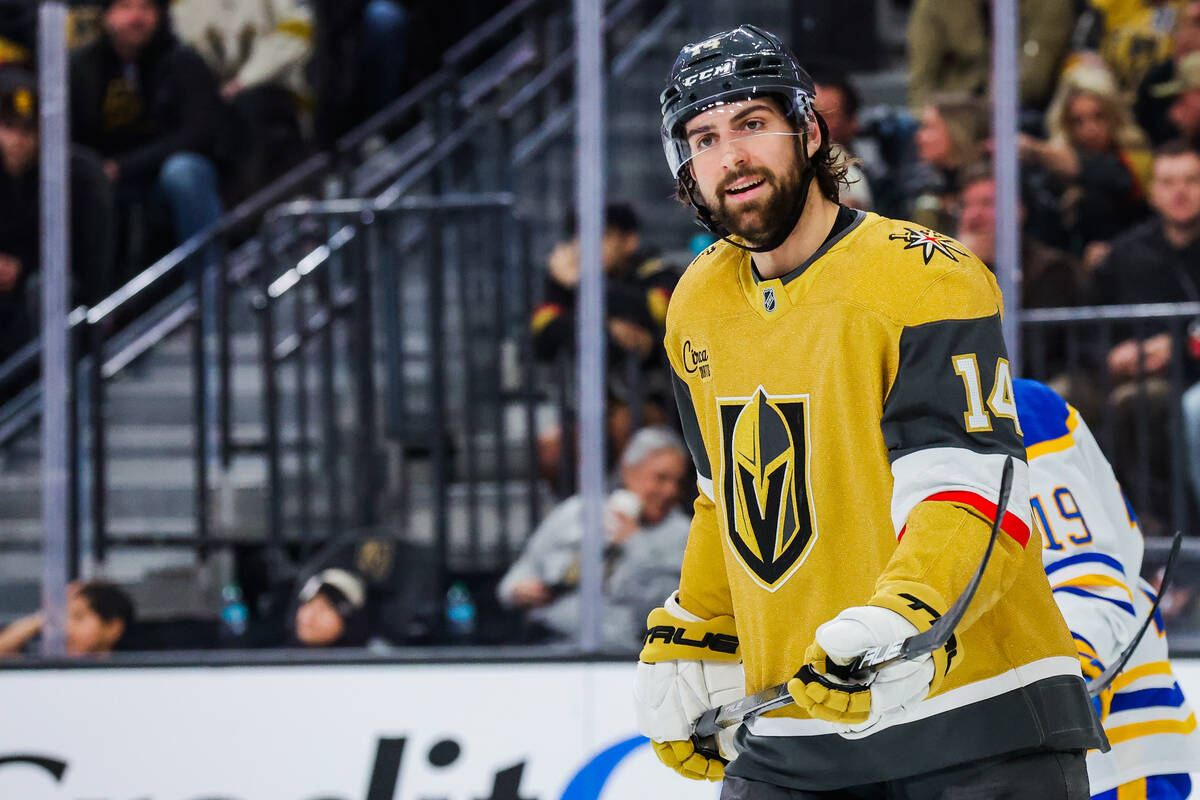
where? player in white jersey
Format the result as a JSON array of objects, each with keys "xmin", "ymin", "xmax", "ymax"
[{"xmin": 1015, "ymin": 378, "xmax": 1200, "ymax": 799}]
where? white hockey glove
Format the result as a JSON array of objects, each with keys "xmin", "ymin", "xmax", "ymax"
[
  {"xmin": 634, "ymin": 592, "xmax": 744, "ymax": 781},
  {"xmin": 789, "ymin": 605, "xmax": 934, "ymax": 736}
]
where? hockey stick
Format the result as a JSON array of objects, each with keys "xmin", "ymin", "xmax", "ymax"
[
  {"xmin": 691, "ymin": 455, "xmax": 1015, "ymax": 751},
  {"xmin": 1086, "ymin": 530, "xmax": 1184, "ymax": 698}
]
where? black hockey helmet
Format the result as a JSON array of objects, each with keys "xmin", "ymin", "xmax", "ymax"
[{"xmin": 660, "ymin": 24, "xmax": 817, "ymax": 178}]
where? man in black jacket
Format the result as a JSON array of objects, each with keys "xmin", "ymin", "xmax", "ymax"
[
  {"xmin": 70, "ymin": 0, "xmax": 222, "ymax": 273},
  {"xmin": 0, "ymin": 70, "xmax": 114, "ymax": 363},
  {"xmin": 1091, "ymin": 141, "xmax": 1200, "ymax": 525}
]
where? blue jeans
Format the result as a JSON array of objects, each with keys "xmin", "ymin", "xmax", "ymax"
[
  {"xmin": 153, "ymin": 152, "xmax": 223, "ymax": 244},
  {"xmin": 361, "ymin": 0, "xmax": 410, "ymax": 113}
]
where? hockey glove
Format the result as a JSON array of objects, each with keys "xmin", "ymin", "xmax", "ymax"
[
  {"xmin": 635, "ymin": 592, "xmax": 744, "ymax": 782},
  {"xmin": 789, "ymin": 605, "xmax": 935, "ymax": 732}
]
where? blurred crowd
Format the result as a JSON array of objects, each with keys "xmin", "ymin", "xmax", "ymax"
[
  {"xmin": 0, "ymin": 0, "xmax": 520, "ymax": 365},
  {"xmin": 6, "ymin": 0, "xmax": 1200, "ymax": 655}
]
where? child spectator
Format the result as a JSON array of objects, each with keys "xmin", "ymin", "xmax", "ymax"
[
  {"xmin": 0, "ymin": 581, "xmax": 135, "ymax": 657},
  {"xmin": 292, "ymin": 568, "xmax": 369, "ymax": 648}
]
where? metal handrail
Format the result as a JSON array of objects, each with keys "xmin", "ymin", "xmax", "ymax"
[
  {"xmin": 0, "ymin": 0, "xmax": 560, "ymax": 407},
  {"xmin": 443, "ymin": 0, "xmax": 545, "ymax": 68},
  {"xmin": 1021, "ymin": 302, "xmax": 1200, "ymax": 324}
]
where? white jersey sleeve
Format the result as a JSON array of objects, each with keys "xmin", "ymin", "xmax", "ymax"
[
  {"xmin": 1015, "ymin": 379, "xmax": 1200, "ymax": 792},
  {"xmin": 1015, "ymin": 379, "xmax": 1142, "ymax": 667}
]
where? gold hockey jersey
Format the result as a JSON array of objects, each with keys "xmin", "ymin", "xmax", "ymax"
[{"xmin": 665, "ymin": 209, "xmax": 1105, "ymax": 790}]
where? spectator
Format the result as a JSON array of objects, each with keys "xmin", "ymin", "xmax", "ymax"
[
  {"xmin": 1149, "ymin": 50, "xmax": 1200, "ymax": 147},
  {"xmin": 813, "ymin": 73, "xmax": 874, "ymax": 210},
  {"xmin": 291, "ymin": 568, "xmax": 369, "ymax": 648},
  {"xmin": 0, "ymin": 581, "xmax": 135, "ymax": 658},
  {"xmin": 70, "ymin": 0, "xmax": 224, "ymax": 276},
  {"xmin": 0, "ymin": 70, "xmax": 114, "ymax": 363},
  {"xmin": 956, "ymin": 162, "xmax": 1087, "ymax": 311},
  {"xmin": 1091, "ymin": 141, "xmax": 1200, "ymax": 524},
  {"xmin": 1135, "ymin": 0, "xmax": 1200, "ymax": 145},
  {"xmin": 907, "ymin": 0, "xmax": 1075, "ymax": 112},
  {"xmin": 1021, "ymin": 64, "xmax": 1152, "ymax": 256},
  {"xmin": 954, "ymin": 162, "xmax": 1091, "ymax": 402},
  {"xmin": 1082, "ymin": 0, "xmax": 1188, "ymax": 95},
  {"xmin": 497, "ymin": 426, "xmax": 690, "ymax": 650},
  {"xmin": 531, "ymin": 203, "xmax": 679, "ymax": 492},
  {"xmin": 171, "ymin": 0, "xmax": 314, "ymax": 202},
  {"xmin": 908, "ymin": 93, "xmax": 989, "ymax": 233}
]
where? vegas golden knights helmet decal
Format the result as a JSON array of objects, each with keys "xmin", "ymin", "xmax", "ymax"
[{"xmin": 717, "ymin": 387, "xmax": 818, "ymax": 592}]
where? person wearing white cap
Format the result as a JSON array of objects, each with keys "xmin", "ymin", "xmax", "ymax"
[{"xmin": 293, "ymin": 568, "xmax": 368, "ymax": 648}]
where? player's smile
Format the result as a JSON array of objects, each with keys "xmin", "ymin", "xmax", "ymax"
[{"xmin": 724, "ymin": 176, "xmax": 768, "ymax": 202}]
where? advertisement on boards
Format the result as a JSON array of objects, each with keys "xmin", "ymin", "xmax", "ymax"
[
  {"xmin": 0, "ymin": 661, "xmax": 720, "ymax": 800},
  {"xmin": 11, "ymin": 659, "xmax": 1200, "ymax": 798}
]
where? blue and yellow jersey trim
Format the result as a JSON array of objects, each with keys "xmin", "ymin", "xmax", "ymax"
[{"xmin": 1014, "ymin": 378, "xmax": 1077, "ymax": 458}]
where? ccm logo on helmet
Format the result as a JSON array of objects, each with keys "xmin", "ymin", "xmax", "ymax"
[
  {"xmin": 680, "ymin": 60, "xmax": 735, "ymax": 88},
  {"xmin": 644, "ymin": 624, "xmax": 739, "ymax": 654}
]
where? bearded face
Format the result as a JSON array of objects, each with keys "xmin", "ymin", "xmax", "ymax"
[{"xmin": 704, "ymin": 139, "xmax": 808, "ymax": 247}]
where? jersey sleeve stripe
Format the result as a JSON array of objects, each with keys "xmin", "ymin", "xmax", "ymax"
[
  {"xmin": 890, "ymin": 448, "xmax": 1031, "ymax": 542},
  {"xmin": 1045, "ymin": 552, "xmax": 1125, "ymax": 576},
  {"xmin": 1111, "ymin": 661, "xmax": 1174, "ymax": 692},
  {"xmin": 697, "ymin": 473, "xmax": 714, "ymax": 502},
  {"xmin": 1074, "ymin": 633, "xmax": 1100, "ymax": 661},
  {"xmin": 920, "ymin": 490, "xmax": 1031, "ymax": 547},
  {"xmin": 1110, "ymin": 685, "xmax": 1187, "ymax": 714},
  {"xmin": 1141, "ymin": 587, "xmax": 1166, "ymax": 636},
  {"xmin": 1026, "ymin": 408, "xmax": 1081, "ymax": 460},
  {"xmin": 1052, "ymin": 575, "xmax": 1135, "ymax": 601},
  {"xmin": 1105, "ymin": 714, "xmax": 1198, "ymax": 746},
  {"xmin": 1053, "ymin": 586, "xmax": 1136, "ymax": 615}
]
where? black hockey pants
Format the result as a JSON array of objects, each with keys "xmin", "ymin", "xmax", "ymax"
[{"xmin": 720, "ymin": 749, "xmax": 1090, "ymax": 800}]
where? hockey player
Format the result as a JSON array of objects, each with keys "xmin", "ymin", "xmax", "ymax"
[
  {"xmin": 633, "ymin": 24, "xmax": 1106, "ymax": 798},
  {"xmin": 1015, "ymin": 378, "xmax": 1200, "ymax": 799}
]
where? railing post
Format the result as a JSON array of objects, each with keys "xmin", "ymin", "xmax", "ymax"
[
  {"xmin": 38, "ymin": 0, "xmax": 72, "ymax": 656},
  {"xmin": 575, "ymin": 0, "xmax": 607, "ymax": 653},
  {"xmin": 354, "ymin": 215, "xmax": 380, "ymax": 529},
  {"xmin": 192, "ymin": 256, "xmax": 210, "ymax": 561},
  {"xmin": 318, "ymin": 236, "xmax": 343, "ymax": 544},
  {"xmin": 294, "ymin": 259, "xmax": 313, "ymax": 547},
  {"xmin": 257, "ymin": 230, "xmax": 285, "ymax": 556},
  {"xmin": 85, "ymin": 322, "xmax": 106, "ymax": 573},
  {"xmin": 428, "ymin": 206, "xmax": 451, "ymax": 637}
]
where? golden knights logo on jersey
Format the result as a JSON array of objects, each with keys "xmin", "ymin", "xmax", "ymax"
[{"xmin": 716, "ymin": 387, "xmax": 818, "ymax": 592}]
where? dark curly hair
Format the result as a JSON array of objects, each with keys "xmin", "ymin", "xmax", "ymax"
[{"xmin": 675, "ymin": 105, "xmax": 852, "ymax": 214}]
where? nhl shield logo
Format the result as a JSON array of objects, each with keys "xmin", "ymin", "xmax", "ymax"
[
  {"xmin": 762, "ymin": 287, "xmax": 776, "ymax": 313},
  {"xmin": 716, "ymin": 387, "xmax": 818, "ymax": 592}
]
